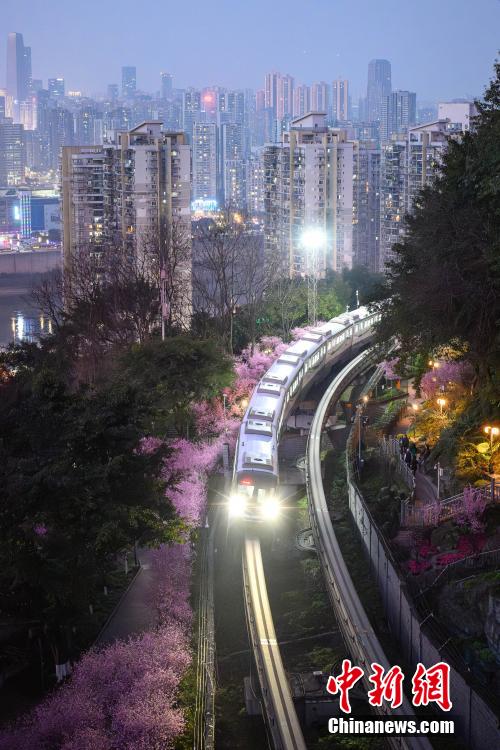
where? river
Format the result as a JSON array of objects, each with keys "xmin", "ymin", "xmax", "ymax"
[{"xmin": 0, "ymin": 274, "xmax": 52, "ymax": 348}]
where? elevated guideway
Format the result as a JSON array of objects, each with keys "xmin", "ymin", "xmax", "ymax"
[{"xmin": 306, "ymin": 348, "xmax": 433, "ymax": 750}]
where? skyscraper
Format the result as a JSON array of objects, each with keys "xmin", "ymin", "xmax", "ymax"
[
  {"xmin": 107, "ymin": 84, "xmax": 119, "ymax": 101},
  {"xmin": 161, "ymin": 72, "xmax": 173, "ymax": 100},
  {"xmin": 122, "ymin": 66, "xmax": 137, "ymax": 99},
  {"xmin": 48, "ymin": 78, "xmax": 65, "ymax": 100},
  {"xmin": 0, "ymin": 121, "xmax": 26, "ymax": 185},
  {"xmin": 380, "ymin": 90, "xmax": 416, "ymax": 141},
  {"xmin": 6, "ymin": 32, "xmax": 31, "ymax": 121},
  {"xmin": 366, "ymin": 59, "xmax": 392, "ymax": 123}
]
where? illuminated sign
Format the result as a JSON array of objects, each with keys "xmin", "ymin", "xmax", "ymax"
[{"xmin": 191, "ymin": 198, "xmax": 218, "ymax": 213}]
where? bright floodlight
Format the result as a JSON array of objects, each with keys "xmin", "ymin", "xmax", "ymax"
[
  {"xmin": 261, "ymin": 497, "xmax": 280, "ymax": 520},
  {"xmin": 301, "ymin": 227, "xmax": 326, "ymax": 250},
  {"xmin": 229, "ymin": 494, "xmax": 246, "ymax": 518}
]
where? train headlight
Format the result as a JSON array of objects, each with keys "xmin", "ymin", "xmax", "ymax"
[
  {"xmin": 261, "ymin": 497, "xmax": 280, "ymax": 520},
  {"xmin": 229, "ymin": 493, "xmax": 246, "ymax": 518}
]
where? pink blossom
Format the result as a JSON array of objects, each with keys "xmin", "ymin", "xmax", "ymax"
[
  {"xmin": 381, "ymin": 358, "xmax": 399, "ymax": 381},
  {"xmin": 33, "ymin": 523, "xmax": 48, "ymax": 537},
  {"xmin": 136, "ymin": 436, "xmax": 165, "ymax": 455},
  {"xmin": 0, "ymin": 624, "xmax": 190, "ymax": 750},
  {"xmin": 455, "ymin": 486, "xmax": 487, "ymax": 533},
  {"xmin": 420, "ymin": 360, "xmax": 473, "ymax": 399}
]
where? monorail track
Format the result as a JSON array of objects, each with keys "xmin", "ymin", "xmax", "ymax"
[{"xmin": 306, "ymin": 349, "xmax": 433, "ymax": 750}]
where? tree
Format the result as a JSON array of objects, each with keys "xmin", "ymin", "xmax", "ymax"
[
  {"xmin": 33, "ymin": 249, "xmax": 162, "ymax": 383},
  {"xmin": 374, "ymin": 61, "xmax": 500, "ymax": 402},
  {"xmin": 192, "ymin": 213, "xmax": 269, "ymax": 352},
  {"xmin": 119, "ymin": 337, "xmax": 233, "ymax": 434},
  {"xmin": 0, "ymin": 358, "xmax": 182, "ymax": 673},
  {"xmin": 257, "ymin": 271, "xmax": 350, "ymax": 342},
  {"xmin": 139, "ymin": 216, "xmax": 193, "ymax": 335},
  {"xmin": 0, "ymin": 622, "xmax": 191, "ymax": 750}
]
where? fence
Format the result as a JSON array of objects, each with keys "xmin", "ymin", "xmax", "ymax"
[
  {"xmin": 379, "ymin": 435, "xmax": 416, "ymax": 494},
  {"xmin": 346, "ymin": 431, "xmax": 500, "ymax": 750},
  {"xmin": 380, "ymin": 437, "xmax": 500, "ymax": 528},
  {"xmin": 423, "ymin": 546, "xmax": 500, "ymax": 591}
]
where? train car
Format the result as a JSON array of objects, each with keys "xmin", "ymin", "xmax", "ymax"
[{"xmin": 229, "ymin": 307, "xmax": 379, "ymax": 521}]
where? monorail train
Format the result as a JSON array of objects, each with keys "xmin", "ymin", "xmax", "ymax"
[{"xmin": 229, "ymin": 307, "xmax": 380, "ymax": 521}]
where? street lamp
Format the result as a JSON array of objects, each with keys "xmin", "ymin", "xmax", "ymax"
[
  {"xmin": 301, "ymin": 227, "xmax": 326, "ymax": 326},
  {"xmin": 484, "ymin": 425, "xmax": 499, "ymax": 450},
  {"xmin": 357, "ymin": 396, "xmax": 369, "ymax": 465},
  {"xmin": 437, "ymin": 397, "xmax": 447, "ymax": 415},
  {"xmin": 411, "ymin": 402, "xmax": 419, "ymax": 436}
]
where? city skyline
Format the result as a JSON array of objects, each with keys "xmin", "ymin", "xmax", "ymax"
[{"xmin": 1, "ymin": 0, "xmax": 499, "ymax": 101}]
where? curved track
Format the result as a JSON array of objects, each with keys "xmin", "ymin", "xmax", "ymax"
[
  {"xmin": 306, "ymin": 349, "xmax": 432, "ymax": 750},
  {"xmin": 242, "ymin": 535, "xmax": 307, "ymax": 750}
]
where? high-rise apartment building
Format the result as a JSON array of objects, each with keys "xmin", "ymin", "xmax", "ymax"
[
  {"xmin": 293, "ymin": 85, "xmax": 311, "ymax": 118},
  {"xmin": 182, "ymin": 89, "xmax": 201, "ymax": 142},
  {"xmin": 61, "ymin": 145, "xmax": 106, "ymax": 256},
  {"xmin": 332, "ymin": 79, "xmax": 349, "ymax": 122},
  {"xmin": 380, "ymin": 90, "xmax": 416, "ymax": 141},
  {"xmin": 122, "ymin": 66, "xmax": 137, "ymax": 99},
  {"xmin": 264, "ymin": 113, "xmax": 355, "ymax": 276},
  {"xmin": 380, "ymin": 119, "xmax": 455, "ymax": 270},
  {"xmin": 353, "ymin": 140, "xmax": 380, "ymax": 271},
  {"xmin": 311, "ymin": 82, "xmax": 330, "ymax": 115},
  {"xmin": 276, "ymin": 75, "xmax": 294, "ymax": 120},
  {"xmin": 192, "ymin": 121, "xmax": 218, "ymax": 204},
  {"xmin": 265, "ymin": 72, "xmax": 294, "ymax": 120},
  {"xmin": 220, "ymin": 122, "xmax": 245, "ymax": 208},
  {"xmin": 62, "ymin": 121, "xmax": 191, "ymax": 264},
  {"xmin": 366, "ymin": 59, "xmax": 392, "ymax": 123},
  {"xmin": 246, "ymin": 148, "xmax": 265, "ymax": 216}
]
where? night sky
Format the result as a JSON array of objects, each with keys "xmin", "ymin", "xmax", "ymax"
[{"xmin": 1, "ymin": 0, "xmax": 499, "ymax": 101}]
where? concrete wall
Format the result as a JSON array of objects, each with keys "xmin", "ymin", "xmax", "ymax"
[
  {"xmin": 348, "ymin": 481, "xmax": 500, "ymax": 750},
  {"xmin": 0, "ymin": 250, "xmax": 62, "ymax": 275}
]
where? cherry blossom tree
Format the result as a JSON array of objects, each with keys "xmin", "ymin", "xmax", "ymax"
[
  {"xmin": 455, "ymin": 485, "xmax": 487, "ymax": 533},
  {"xmin": 381, "ymin": 358, "xmax": 400, "ymax": 382},
  {"xmin": 0, "ymin": 624, "xmax": 190, "ymax": 750},
  {"xmin": 420, "ymin": 361, "xmax": 473, "ymax": 399}
]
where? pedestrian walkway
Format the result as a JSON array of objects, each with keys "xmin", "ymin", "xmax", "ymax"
[
  {"xmin": 390, "ymin": 382, "xmax": 438, "ymax": 509},
  {"xmin": 96, "ymin": 548, "xmax": 156, "ymax": 646}
]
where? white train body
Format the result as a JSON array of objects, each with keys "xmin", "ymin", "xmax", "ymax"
[{"xmin": 229, "ymin": 307, "xmax": 379, "ymax": 521}]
